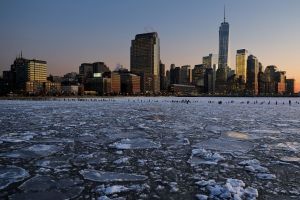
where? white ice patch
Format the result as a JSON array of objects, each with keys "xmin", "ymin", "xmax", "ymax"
[
  {"xmin": 272, "ymin": 142, "xmax": 300, "ymax": 152},
  {"xmin": 104, "ymin": 185, "xmax": 130, "ymax": 195},
  {"xmin": 189, "ymin": 148, "xmax": 224, "ymax": 166},
  {"xmin": 80, "ymin": 169, "xmax": 148, "ymax": 183},
  {"xmin": 109, "ymin": 138, "xmax": 161, "ymax": 150},
  {"xmin": 197, "ymin": 178, "xmax": 258, "ymax": 200},
  {"xmin": 113, "ymin": 157, "xmax": 130, "ymax": 165},
  {"xmin": 239, "ymin": 159, "xmax": 276, "ymax": 179}
]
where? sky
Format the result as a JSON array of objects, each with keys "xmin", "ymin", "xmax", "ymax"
[{"xmin": 0, "ymin": 0, "xmax": 300, "ymax": 92}]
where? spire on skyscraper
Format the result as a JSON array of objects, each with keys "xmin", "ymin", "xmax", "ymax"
[{"xmin": 224, "ymin": 5, "xmax": 226, "ymax": 22}]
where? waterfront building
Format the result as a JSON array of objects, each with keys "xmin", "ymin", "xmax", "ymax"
[
  {"xmin": 130, "ymin": 32, "xmax": 160, "ymax": 94},
  {"xmin": 246, "ymin": 55, "xmax": 259, "ymax": 95},
  {"xmin": 236, "ymin": 49, "xmax": 248, "ymax": 83},
  {"xmin": 180, "ymin": 65, "xmax": 192, "ymax": 85},
  {"xmin": 286, "ymin": 79, "xmax": 295, "ymax": 95},
  {"xmin": 159, "ymin": 61, "xmax": 166, "ymax": 91}
]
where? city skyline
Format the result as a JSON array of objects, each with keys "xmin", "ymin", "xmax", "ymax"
[{"xmin": 1, "ymin": 0, "xmax": 300, "ymax": 92}]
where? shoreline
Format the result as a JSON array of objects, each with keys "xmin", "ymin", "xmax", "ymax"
[{"xmin": 0, "ymin": 95, "xmax": 299, "ymax": 101}]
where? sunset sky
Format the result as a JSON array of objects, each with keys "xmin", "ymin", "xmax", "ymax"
[{"xmin": 1, "ymin": 0, "xmax": 299, "ymax": 92}]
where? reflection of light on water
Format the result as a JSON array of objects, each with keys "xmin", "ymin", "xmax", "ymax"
[{"xmin": 225, "ymin": 131, "xmax": 249, "ymax": 140}]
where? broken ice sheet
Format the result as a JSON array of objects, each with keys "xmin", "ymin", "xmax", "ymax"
[
  {"xmin": 109, "ymin": 138, "xmax": 161, "ymax": 149},
  {"xmin": 80, "ymin": 169, "xmax": 148, "ymax": 183},
  {"xmin": 13, "ymin": 175, "xmax": 84, "ymax": 200},
  {"xmin": 0, "ymin": 165, "xmax": 30, "ymax": 190},
  {"xmin": 0, "ymin": 144, "xmax": 63, "ymax": 159},
  {"xmin": 197, "ymin": 178, "xmax": 258, "ymax": 200},
  {"xmin": 188, "ymin": 148, "xmax": 225, "ymax": 166},
  {"xmin": 0, "ymin": 132, "xmax": 37, "ymax": 143},
  {"xmin": 193, "ymin": 137, "xmax": 255, "ymax": 155}
]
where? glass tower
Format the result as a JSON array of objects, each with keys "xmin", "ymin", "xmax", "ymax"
[
  {"xmin": 218, "ymin": 7, "xmax": 230, "ymax": 79},
  {"xmin": 130, "ymin": 32, "xmax": 160, "ymax": 94}
]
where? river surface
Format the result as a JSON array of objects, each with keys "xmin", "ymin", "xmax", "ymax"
[{"xmin": 0, "ymin": 97, "xmax": 300, "ymax": 200}]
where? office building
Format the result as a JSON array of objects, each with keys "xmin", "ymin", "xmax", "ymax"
[
  {"xmin": 130, "ymin": 32, "xmax": 160, "ymax": 94},
  {"xmin": 218, "ymin": 7, "xmax": 230, "ymax": 72},
  {"xmin": 180, "ymin": 65, "xmax": 192, "ymax": 85},
  {"xmin": 286, "ymin": 79, "xmax": 295, "ymax": 95},
  {"xmin": 246, "ymin": 55, "xmax": 259, "ymax": 95},
  {"xmin": 236, "ymin": 49, "xmax": 248, "ymax": 83}
]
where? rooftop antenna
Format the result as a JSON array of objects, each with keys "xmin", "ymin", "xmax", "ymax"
[
  {"xmin": 21, "ymin": 50, "xmax": 22, "ymax": 58},
  {"xmin": 224, "ymin": 5, "xmax": 226, "ymax": 22}
]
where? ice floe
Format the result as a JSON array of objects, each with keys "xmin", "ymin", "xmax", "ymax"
[
  {"xmin": 0, "ymin": 165, "xmax": 29, "ymax": 190},
  {"xmin": 80, "ymin": 169, "xmax": 148, "ymax": 182},
  {"xmin": 196, "ymin": 178, "xmax": 258, "ymax": 200},
  {"xmin": 109, "ymin": 138, "xmax": 161, "ymax": 149},
  {"xmin": 0, "ymin": 144, "xmax": 63, "ymax": 159},
  {"xmin": 189, "ymin": 148, "xmax": 225, "ymax": 166}
]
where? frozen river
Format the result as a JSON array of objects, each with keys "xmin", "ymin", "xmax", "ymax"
[{"xmin": 0, "ymin": 97, "xmax": 300, "ymax": 200}]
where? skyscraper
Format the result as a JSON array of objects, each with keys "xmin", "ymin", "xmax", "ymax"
[
  {"xmin": 236, "ymin": 49, "xmax": 248, "ymax": 83},
  {"xmin": 130, "ymin": 32, "xmax": 160, "ymax": 94},
  {"xmin": 180, "ymin": 65, "xmax": 192, "ymax": 85},
  {"xmin": 218, "ymin": 7, "xmax": 230, "ymax": 71},
  {"xmin": 203, "ymin": 54, "xmax": 218, "ymax": 93},
  {"xmin": 216, "ymin": 7, "xmax": 229, "ymax": 94},
  {"xmin": 246, "ymin": 55, "xmax": 259, "ymax": 95}
]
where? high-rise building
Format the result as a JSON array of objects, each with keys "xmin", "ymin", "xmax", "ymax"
[
  {"xmin": 203, "ymin": 54, "xmax": 218, "ymax": 69},
  {"xmin": 180, "ymin": 65, "xmax": 192, "ymax": 85},
  {"xmin": 236, "ymin": 49, "xmax": 248, "ymax": 83},
  {"xmin": 204, "ymin": 68, "xmax": 214, "ymax": 94},
  {"xmin": 174, "ymin": 67, "xmax": 181, "ymax": 84},
  {"xmin": 258, "ymin": 63, "xmax": 266, "ymax": 95},
  {"xmin": 218, "ymin": 7, "xmax": 230, "ymax": 71},
  {"xmin": 159, "ymin": 61, "xmax": 166, "ymax": 91},
  {"xmin": 286, "ymin": 79, "xmax": 295, "ymax": 95},
  {"xmin": 216, "ymin": 8, "xmax": 229, "ymax": 94},
  {"xmin": 79, "ymin": 62, "xmax": 109, "ymax": 83},
  {"xmin": 130, "ymin": 32, "xmax": 160, "ymax": 94},
  {"xmin": 246, "ymin": 55, "xmax": 259, "ymax": 95},
  {"xmin": 264, "ymin": 65, "xmax": 278, "ymax": 94},
  {"xmin": 203, "ymin": 54, "xmax": 218, "ymax": 93},
  {"xmin": 169, "ymin": 64, "xmax": 176, "ymax": 85},
  {"xmin": 192, "ymin": 64, "xmax": 206, "ymax": 92},
  {"xmin": 275, "ymin": 71, "xmax": 286, "ymax": 95},
  {"xmin": 12, "ymin": 57, "xmax": 47, "ymax": 91}
]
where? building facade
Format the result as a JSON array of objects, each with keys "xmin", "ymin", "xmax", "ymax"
[
  {"xmin": 130, "ymin": 32, "xmax": 160, "ymax": 94},
  {"xmin": 286, "ymin": 79, "xmax": 295, "ymax": 95},
  {"xmin": 236, "ymin": 49, "xmax": 248, "ymax": 83},
  {"xmin": 246, "ymin": 55, "xmax": 259, "ymax": 95}
]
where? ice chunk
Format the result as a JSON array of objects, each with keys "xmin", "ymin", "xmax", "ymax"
[
  {"xmin": 0, "ymin": 144, "xmax": 63, "ymax": 159},
  {"xmin": 280, "ymin": 156, "xmax": 300, "ymax": 162},
  {"xmin": 0, "ymin": 166, "xmax": 30, "ymax": 190},
  {"xmin": 239, "ymin": 159, "xmax": 270, "ymax": 174},
  {"xmin": 195, "ymin": 194, "xmax": 208, "ymax": 200},
  {"xmin": 0, "ymin": 132, "xmax": 37, "ymax": 143},
  {"xmin": 189, "ymin": 148, "xmax": 224, "ymax": 166},
  {"xmin": 273, "ymin": 142, "xmax": 300, "ymax": 152},
  {"xmin": 80, "ymin": 169, "xmax": 148, "ymax": 182},
  {"xmin": 193, "ymin": 137, "xmax": 255, "ymax": 155},
  {"xmin": 104, "ymin": 185, "xmax": 130, "ymax": 195},
  {"xmin": 109, "ymin": 138, "xmax": 161, "ymax": 149},
  {"xmin": 256, "ymin": 173, "xmax": 276, "ymax": 180},
  {"xmin": 113, "ymin": 157, "xmax": 130, "ymax": 165},
  {"xmin": 19, "ymin": 175, "xmax": 57, "ymax": 192},
  {"xmin": 197, "ymin": 178, "xmax": 258, "ymax": 200}
]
